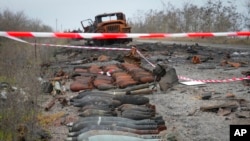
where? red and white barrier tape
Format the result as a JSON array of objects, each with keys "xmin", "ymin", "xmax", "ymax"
[
  {"xmin": 31, "ymin": 43, "xmax": 131, "ymax": 51},
  {"xmin": 178, "ymin": 76, "xmax": 250, "ymax": 83},
  {"xmin": 1, "ymin": 31, "xmax": 250, "ymax": 39},
  {"xmin": 3, "ymin": 34, "xmax": 250, "ymax": 84},
  {"xmin": 5, "ymin": 35, "xmax": 131, "ymax": 51},
  {"xmin": 136, "ymin": 50, "xmax": 156, "ymax": 68}
]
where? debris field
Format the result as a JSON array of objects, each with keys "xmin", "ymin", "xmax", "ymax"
[{"xmin": 39, "ymin": 40, "xmax": 250, "ymax": 141}]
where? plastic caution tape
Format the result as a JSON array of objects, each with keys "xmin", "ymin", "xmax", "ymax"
[
  {"xmin": 3, "ymin": 34, "xmax": 250, "ymax": 84},
  {"xmin": 1, "ymin": 31, "xmax": 250, "ymax": 39},
  {"xmin": 31, "ymin": 43, "xmax": 131, "ymax": 51},
  {"xmin": 4, "ymin": 35, "xmax": 131, "ymax": 51},
  {"xmin": 178, "ymin": 76, "xmax": 250, "ymax": 83},
  {"xmin": 136, "ymin": 50, "xmax": 156, "ymax": 68}
]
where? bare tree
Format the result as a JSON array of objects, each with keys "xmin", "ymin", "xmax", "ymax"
[
  {"xmin": 0, "ymin": 9, "xmax": 52, "ymax": 32},
  {"xmin": 245, "ymin": 0, "xmax": 250, "ymax": 30},
  {"xmin": 180, "ymin": 2, "xmax": 201, "ymax": 32},
  {"xmin": 129, "ymin": 0, "xmax": 244, "ymax": 33},
  {"xmin": 0, "ymin": 9, "xmax": 53, "ymax": 141},
  {"xmin": 0, "ymin": 9, "xmax": 28, "ymax": 31}
]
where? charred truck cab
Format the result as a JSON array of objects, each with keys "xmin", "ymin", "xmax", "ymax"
[{"xmin": 81, "ymin": 12, "xmax": 132, "ymax": 46}]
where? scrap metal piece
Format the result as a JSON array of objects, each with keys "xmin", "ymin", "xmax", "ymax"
[
  {"xmin": 45, "ymin": 96, "xmax": 68, "ymax": 111},
  {"xmin": 192, "ymin": 55, "xmax": 201, "ymax": 64},
  {"xmin": 126, "ymin": 88, "xmax": 154, "ymax": 95},
  {"xmin": 200, "ymin": 101, "xmax": 238, "ymax": 112},
  {"xmin": 124, "ymin": 47, "xmax": 141, "ymax": 66},
  {"xmin": 221, "ymin": 60, "xmax": 243, "ymax": 68},
  {"xmin": 158, "ymin": 66, "xmax": 179, "ymax": 92}
]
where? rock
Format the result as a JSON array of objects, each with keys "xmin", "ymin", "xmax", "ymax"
[
  {"xmin": 225, "ymin": 93, "xmax": 235, "ymax": 98},
  {"xmin": 98, "ymin": 55, "xmax": 110, "ymax": 62},
  {"xmin": 200, "ymin": 92, "xmax": 212, "ymax": 100},
  {"xmin": 41, "ymin": 82, "xmax": 53, "ymax": 93},
  {"xmin": 235, "ymin": 111, "xmax": 250, "ymax": 118},
  {"xmin": 167, "ymin": 133, "xmax": 178, "ymax": 141},
  {"xmin": 217, "ymin": 108, "xmax": 231, "ymax": 116}
]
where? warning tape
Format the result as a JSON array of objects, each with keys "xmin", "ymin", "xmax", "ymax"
[
  {"xmin": 31, "ymin": 43, "xmax": 131, "ymax": 51},
  {"xmin": 1, "ymin": 31, "xmax": 250, "ymax": 39},
  {"xmin": 3, "ymin": 35, "xmax": 250, "ymax": 84},
  {"xmin": 178, "ymin": 76, "xmax": 250, "ymax": 83},
  {"xmin": 4, "ymin": 35, "xmax": 131, "ymax": 51},
  {"xmin": 136, "ymin": 49, "xmax": 156, "ymax": 68}
]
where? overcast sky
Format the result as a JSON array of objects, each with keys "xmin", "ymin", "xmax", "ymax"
[{"xmin": 0, "ymin": 0, "xmax": 246, "ymax": 31}]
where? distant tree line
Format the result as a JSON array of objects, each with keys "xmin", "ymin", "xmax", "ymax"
[
  {"xmin": 129, "ymin": 0, "xmax": 249, "ymax": 33},
  {"xmin": 246, "ymin": 0, "xmax": 250, "ymax": 30},
  {"xmin": 0, "ymin": 9, "xmax": 52, "ymax": 32}
]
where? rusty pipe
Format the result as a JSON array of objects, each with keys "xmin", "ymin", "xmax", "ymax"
[
  {"xmin": 44, "ymin": 98, "xmax": 57, "ymax": 111},
  {"xmin": 127, "ymin": 88, "xmax": 153, "ymax": 95}
]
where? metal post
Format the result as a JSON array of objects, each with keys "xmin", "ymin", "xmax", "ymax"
[{"xmin": 34, "ymin": 39, "xmax": 37, "ymax": 60}]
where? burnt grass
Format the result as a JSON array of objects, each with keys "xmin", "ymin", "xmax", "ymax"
[{"xmin": 42, "ymin": 40, "xmax": 250, "ymax": 141}]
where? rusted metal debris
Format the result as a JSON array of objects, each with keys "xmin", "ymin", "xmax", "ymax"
[
  {"xmin": 45, "ymin": 96, "xmax": 68, "ymax": 111},
  {"xmin": 200, "ymin": 96, "xmax": 250, "ymax": 117},
  {"xmin": 45, "ymin": 98, "xmax": 57, "ymax": 111},
  {"xmin": 200, "ymin": 101, "xmax": 238, "ymax": 112},
  {"xmin": 191, "ymin": 54, "xmax": 213, "ymax": 64},
  {"xmin": 192, "ymin": 55, "xmax": 201, "ymax": 64},
  {"xmin": 124, "ymin": 47, "xmax": 141, "ymax": 66},
  {"xmin": 220, "ymin": 60, "xmax": 248, "ymax": 68}
]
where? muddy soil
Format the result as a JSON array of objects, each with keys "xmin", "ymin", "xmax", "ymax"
[{"xmin": 42, "ymin": 40, "xmax": 250, "ymax": 141}]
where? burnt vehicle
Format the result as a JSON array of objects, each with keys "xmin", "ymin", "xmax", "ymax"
[{"xmin": 81, "ymin": 12, "xmax": 132, "ymax": 46}]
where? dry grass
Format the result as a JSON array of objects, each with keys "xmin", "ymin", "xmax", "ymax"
[
  {"xmin": 0, "ymin": 39, "xmax": 56, "ymax": 141},
  {"xmin": 37, "ymin": 112, "xmax": 65, "ymax": 128}
]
